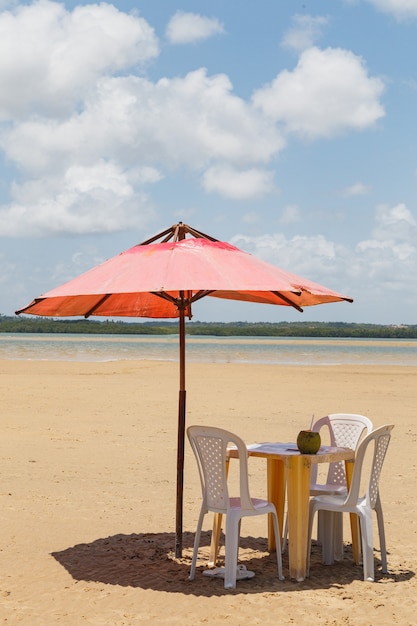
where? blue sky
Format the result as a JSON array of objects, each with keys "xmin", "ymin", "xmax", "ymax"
[{"xmin": 1, "ymin": 0, "xmax": 417, "ymax": 324}]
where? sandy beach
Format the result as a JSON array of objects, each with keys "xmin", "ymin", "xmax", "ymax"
[{"xmin": 0, "ymin": 358, "xmax": 415, "ymax": 625}]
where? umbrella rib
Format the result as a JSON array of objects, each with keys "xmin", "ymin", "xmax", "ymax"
[
  {"xmin": 84, "ymin": 294, "xmax": 112, "ymax": 318},
  {"xmin": 182, "ymin": 225, "xmax": 218, "ymax": 242},
  {"xmin": 151, "ymin": 289, "xmax": 304, "ymax": 311},
  {"xmin": 151, "ymin": 291, "xmax": 195, "ymax": 319},
  {"xmin": 150, "ymin": 290, "xmax": 215, "ymax": 306},
  {"xmin": 191, "ymin": 290, "xmax": 215, "ymax": 303},
  {"xmin": 151, "ymin": 291, "xmax": 178, "ymax": 305},
  {"xmin": 271, "ymin": 290, "xmax": 304, "ymax": 312},
  {"xmin": 139, "ymin": 226, "xmax": 176, "ymax": 246},
  {"xmin": 138, "ymin": 222, "xmax": 219, "ymax": 246},
  {"xmin": 15, "ymin": 298, "xmax": 44, "ymax": 315},
  {"xmin": 151, "ymin": 288, "xmax": 304, "ymax": 313}
]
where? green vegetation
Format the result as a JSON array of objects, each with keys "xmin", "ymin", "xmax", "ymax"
[{"xmin": 1, "ymin": 315, "xmax": 417, "ymax": 338}]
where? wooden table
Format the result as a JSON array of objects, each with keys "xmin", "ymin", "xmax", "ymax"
[{"xmin": 210, "ymin": 442, "xmax": 358, "ymax": 582}]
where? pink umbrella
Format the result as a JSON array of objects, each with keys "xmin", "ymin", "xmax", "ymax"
[{"xmin": 16, "ymin": 222, "xmax": 353, "ymax": 556}]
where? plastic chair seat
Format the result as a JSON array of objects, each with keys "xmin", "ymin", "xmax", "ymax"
[
  {"xmin": 310, "ymin": 483, "xmax": 347, "ymax": 496},
  {"xmin": 229, "ymin": 497, "xmax": 272, "ymax": 511}
]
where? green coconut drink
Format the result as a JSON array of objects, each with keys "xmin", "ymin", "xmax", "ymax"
[{"xmin": 297, "ymin": 430, "xmax": 321, "ymax": 454}]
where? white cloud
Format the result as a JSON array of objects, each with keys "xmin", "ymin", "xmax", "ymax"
[
  {"xmin": 202, "ymin": 165, "xmax": 276, "ymax": 199},
  {"xmin": 166, "ymin": 11, "xmax": 225, "ymax": 44},
  {"xmin": 353, "ymin": 204, "xmax": 417, "ymax": 289},
  {"xmin": 281, "ymin": 14, "xmax": 329, "ymax": 52},
  {"xmin": 342, "ymin": 182, "xmax": 372, "ymax": 195},
  {"xmin": 366, "ymin": 0, "xmax": 417, "ymax": 19},
  {"xmin": 230, "ymin": 202, "xmax": 417, "ymax": 307},
  {"xmin": 279, "ymin": 205, "xmax": 301, "ymax": 224},
  {"xmin": 370, "ymin": 202, "xmax": 417, "ymax": 240},
  {"xmin": 0, "ymin": 161, "xmax": 155, "ymax": 236},
  {"xmin": 0, "ymin": 2, "xmax": 393, "ymax": 243},
  {"xmin": 2, "ymin": 70, "xmax": 283, "ymax": 174},
  {"xmin": 252, "ymin": 47, "xmax": 385, "ymax": 139},
  {"xmin": 230, "ymin": 231, "xmax": 345, "ymax": 286},
  {"xmin": 0, "ymin": 0, "xmax": 159, "ymax": 120},
  {"xmin": 231, "ymin": 232, "xmax": 339, "ymax": 267},
  {"xmin": 129, "ymin": 166, "xmax": 163, "ymax": 185},
  {"xmin": 0, "ymin": 65, "xmax": 285, "ymax": 235}
]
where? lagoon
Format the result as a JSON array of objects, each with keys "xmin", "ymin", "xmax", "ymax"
[{"xmin": 1, "ymin": 333, "xmax": 417, "ymax": 365}]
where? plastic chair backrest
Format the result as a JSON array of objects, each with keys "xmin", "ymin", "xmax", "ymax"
[
  {"xmin": 311, "ymin": 414, "xmax": 373, "ymax": 486},
  {"xmin": 187, "ymin": 425, "xmax": 253, "ymax": 513},
  {"xmin": 344, "ymin": 424, "xmax": 394, "ymax": 509}
]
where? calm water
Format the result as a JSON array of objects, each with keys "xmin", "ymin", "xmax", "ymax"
[{"xmin": 1, "ymin": 333, "xmax": 417, "ymax": 365}]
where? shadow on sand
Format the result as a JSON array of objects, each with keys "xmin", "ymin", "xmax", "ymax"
[{"xmin": 51, "ymin": 530, "xmax": 414, "ymax": 596}]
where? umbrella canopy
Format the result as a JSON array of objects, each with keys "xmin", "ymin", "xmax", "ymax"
[{"xmin": 16, "ymin": 222, "xmax": 353, "ymax": 556}]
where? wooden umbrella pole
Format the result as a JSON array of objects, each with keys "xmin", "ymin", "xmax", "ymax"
[{"xmin": 175, "ymin": 297, "xmax": 186, "ymax": 558}]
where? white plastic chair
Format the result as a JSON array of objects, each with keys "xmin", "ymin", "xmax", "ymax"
[
  {"xmin": 310, "ymin": 414, "xmax": 374, "ymax": 495},
  {"xmin": 310, "ymin": 414, "xmax": 373, "ymax": 558},
  {"xmin": 307, "ymin": 424, "xmax": 394, "ymax": 581},
  {"xmin": 187, "ymin": 425, "xmax": 284, "ymax": 590},
  {"xmin": 282, "ymin": 413, "xmax": 373, "ymax": 558}
]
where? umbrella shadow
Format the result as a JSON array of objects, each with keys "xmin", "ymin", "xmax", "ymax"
[
  {"xmin": 51, "ymin": 531, "xmax": 280, "ymax": 596},
  {"xmin": 51, "ymin": 531, "xmax": 415, "ymax": 596}
]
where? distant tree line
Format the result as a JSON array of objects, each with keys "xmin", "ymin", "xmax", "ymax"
[{"xmin": 1, "ymin": 315, "xmax": 417, "ymax": 338}]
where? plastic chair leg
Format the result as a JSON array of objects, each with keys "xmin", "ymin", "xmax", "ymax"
[
  {"xmin": 321, "ymin": 510, "xmax": 335, "ymax": 565},
  {"xmin": 189, "ymin": 508, "xmax": 206, "ymax": 580},
  {"xmin": 375, "ymin": 497, "xmax": 387, "ymax": 573},
  {"xmin": 318, "ymin": 511, "xmax": 344, "ymax": 563},
  {"xmin": 282, "ymin": 513, "xmax": 288, "ymax": 553},
  {"xmin": 224, "ymin": 513, "xmax": 240, "ymax": 589},
  {"xmin": 334, "ymin": 512, "xmax": 344, "ymax": 561},
  {"xmin": 360, "ymin": 510, "xmax": 375, "ymax": 582},
  {"xmin": 317, "ymin": 510, "xmax": 324, "ymax": 546},
  {"xmin": 271, "ymin": 511, "xmax": 285, "ymax": 580}
]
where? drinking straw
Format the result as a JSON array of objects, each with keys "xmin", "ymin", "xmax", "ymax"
[{"xmin": 309, "ymin": 414, "xmax": 314, "ymax": 430}]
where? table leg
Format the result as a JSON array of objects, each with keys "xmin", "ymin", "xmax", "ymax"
[
  {"xmin": 287, "ymin": 455, "xmax": 311, "ymax": 581},
  {"xmin": 266, "ymin": 458, "xmax": 285, "ymax": 551},
  {"xmin": 345, "ymin": 458, "xmax": 361, "ymax": 565}
]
